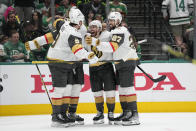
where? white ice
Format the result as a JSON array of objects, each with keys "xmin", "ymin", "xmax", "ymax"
[{"xmin": 0, "ymin": 113, "xmax": 196, "ymax": 131}]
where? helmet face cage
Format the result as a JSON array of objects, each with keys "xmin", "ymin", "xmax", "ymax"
[{"xmin": 108, "ymin": 12, "xmax": 122, "ymax": 26}]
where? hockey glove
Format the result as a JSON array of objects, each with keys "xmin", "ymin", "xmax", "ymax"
[
  {"xmin": 25, "ymin": 42, "xmax": 30, "ymax": 51},
  {"xmin": 85, "ymin": 35, "xmax": 92, "ymax": 45},
  {"xmin": 88, "ymin": 53, "xmax": 99, "ymax": 64},
  {"xmin": 91, "ymin": 45, "xmax": 103, "ymax": 58}
]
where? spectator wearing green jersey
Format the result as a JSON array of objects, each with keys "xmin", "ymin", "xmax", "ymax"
[
  {"xmin": 162, "ymin": 0, "xmax": 194, "ymax": 54},
  {"xmin": 3, "ymin": 30, "xmax": 27, "ymax": 62},
  {"xmin": 35, "ymin": 0, "xmax": 51, "ymax": 15},
  {"xmin": 109, "ymin": 0, "xmax": 127, "ymax": 21},
  {"xmin": 56, "ymin": 0, "xmax": 73, "ymax": 18}
]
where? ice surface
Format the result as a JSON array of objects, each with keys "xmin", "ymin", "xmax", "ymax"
[{"xmin": 0, "ymin": 113, "xmax": 196, "ymax": 131}]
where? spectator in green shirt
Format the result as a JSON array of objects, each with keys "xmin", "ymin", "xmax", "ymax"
[
  {"xmin": 3, "ymin": 30, "xmax": 27, "ymax": 62},
  {"xmin": 56, "ymin": 0, "xmax": 73, "ymax": 18},
  {"xmin": 109, "ymin": 0, "xmax": 127, "ymax": 21},
  {"xmin": 35, "ymin": 0, "xmax": 51, "ymax": 15}
]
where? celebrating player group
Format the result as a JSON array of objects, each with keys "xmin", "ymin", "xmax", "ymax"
[{"xmin": 25, "ymin": 6, "xmax": 140, "ymax": 127}]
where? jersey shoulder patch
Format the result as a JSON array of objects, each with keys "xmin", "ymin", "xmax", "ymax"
[{"xmin": 68, "ymin": 35, "xmax": 82, "ymax": 48}]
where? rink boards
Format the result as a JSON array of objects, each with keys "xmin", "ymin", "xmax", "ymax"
[{"xmin": 0, "ymin": 63, "xmax": 196, "ymax": 116}]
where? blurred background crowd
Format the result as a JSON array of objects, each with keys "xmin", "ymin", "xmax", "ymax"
[
  {"xmin": 0, "ymin": 0, "xmax": 129, "ymax": 62},
  {"xmin": 0, "ymin": 0, "xmax": 194, "ymax": 62}
]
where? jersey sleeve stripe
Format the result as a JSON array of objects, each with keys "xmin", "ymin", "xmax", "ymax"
[
  {"xmin": 44, "ymin": 34, "xmax": 49, "ymax": 44},
  {"xmin": 73, "ymin": 48, "xmax": 83, "ymax": 54},
  {"xmin": 109, "ymin": 42, "xmax": 115, "ymax": 52},
  {"xmin": 72, "ymin": 44, "xmax": 83, "ymax": 54},
  {"xmin": 45, "ymin": 33, "xmax": 55, "ymax": 44}
]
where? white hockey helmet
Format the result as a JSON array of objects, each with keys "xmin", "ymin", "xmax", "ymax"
[
  {"xmin": 108, "ymin": 11, "xmax": 122, "ymax": 26},
  {"xmin": 89, "ymin": 20, "xmax": 102, "ymax": 31},
  {"xmin": 69, "ymin": 8, "xmax": 84, "ymax": 25}
]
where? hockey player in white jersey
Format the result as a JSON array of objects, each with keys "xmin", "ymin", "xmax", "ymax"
[
  {"xmin": 25, "ymin": 8, "xmax": 90, "ymax": 126},
  {"xmin": 84, "ymin": 20, "xmax": 116, "ymax": 124},
  {"xmin": 85, "ymin": 12, "xmax": 140, "ymax": 126},
  {"xmin": 43, "ymin": 9, "xmax": 98, "ymax": 127},
  {"xmin": 161, "ymin": 0, "xmax": 194, "ymax": 53}
]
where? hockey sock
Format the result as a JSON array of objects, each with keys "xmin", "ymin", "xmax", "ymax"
[
  {"xmin": 106, "ymin": 97, "xmax": 115, "ymax": 112},
  {"xmin": 61, "ymin": 104, "xmax": 69, "ymax": 114},
  {"xmin": 68, "ymin": 97, "xmax": 79, "ymax": 113},
  {"xmin": 127, "ymin": 101, "xmax": 138, "ymax": 112},
  {"xmin": 69, "ymin": 84, "xmax": 82, "ymax": 113},
  {"xmin": 96, "ymin": 102, "xmax": 104, "ymax": 113},
  {"xmin": 119, "ymin": 95, "xmax": 128, "ymax": 112},
  {"xmin": 51, "ymin": 87, "xmax": 65, "ymax": 115},
  {"xmin": 61, "ymin": 84, "xmax": 72, "ymax": 114},
  {"xmin": 95, "ymin": 96, "xmax": 104, "ymax": 113},
  {"xmin": 52, "ymin": 105, "xmax": 62, "ymax": 115},
  {"xmin": 126, "ymin": 88, "xmax": 137, "ymax": 112}
]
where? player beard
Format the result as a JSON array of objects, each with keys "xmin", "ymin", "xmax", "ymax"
[
  {"xmin": 109, "ymin": 24, "xmax": 116, "ymax": 30},
  {"xmin": 90, "ymin": 31, "xmax": 97, "ymax": 37}
]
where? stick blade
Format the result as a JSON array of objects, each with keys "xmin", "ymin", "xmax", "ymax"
[{"xmin": 153, "ymin": 75, "xmax": 167, "ymax": 82}]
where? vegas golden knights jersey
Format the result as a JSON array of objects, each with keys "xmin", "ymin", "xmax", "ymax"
[{"xmin": 96, "ymin": 26, "xmax": 139, "ymax": 61}]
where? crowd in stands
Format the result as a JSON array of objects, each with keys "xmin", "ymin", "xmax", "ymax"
[
  {"xmin": 0, "ymin": 0, "xmax": 128, "ymax": 62},
  {"xmin": 0, "ymin": 0, "xmax": 194, "ymax": 62},
  {"xmin": 162, "ymin": 0, "xmax": 194, "ymax": 58}
]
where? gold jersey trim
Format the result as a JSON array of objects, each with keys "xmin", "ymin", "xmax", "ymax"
[{"xmin": 72, "ymin": 44, "xmax": 83, "ymax": 54}]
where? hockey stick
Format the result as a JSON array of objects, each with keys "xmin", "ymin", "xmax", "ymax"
[
  {"xmin": 119, "ymin": 38, "xmax": 166, "ymax": 83},
  {"xmin": 32, "ymin": 60, "xmax": 166, "ymax": 82},
  {"xmin": 137, "ymin": 39, "xmax": 147, "ymax": 44},
  {"xmin": 35, "ymin": 64, "xmax": 52, "ymax": 106},
  {"xmin": 136, "ymin": 65, "xmax": 166, "ymax": 82},
  {"xmin": 162, "ymin": 44, "xmax": 196, "ymax": 65},
  {"xmin": 19, "ymin": 20, "xmax": 53, "ymax": 105},
  {"xmin": 32, "ymin": 38, "xmax": 164, "ymax": 83},
  {"xmin": 0, "ymin": 78, "xmax": 3, "ymax": 93}
]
